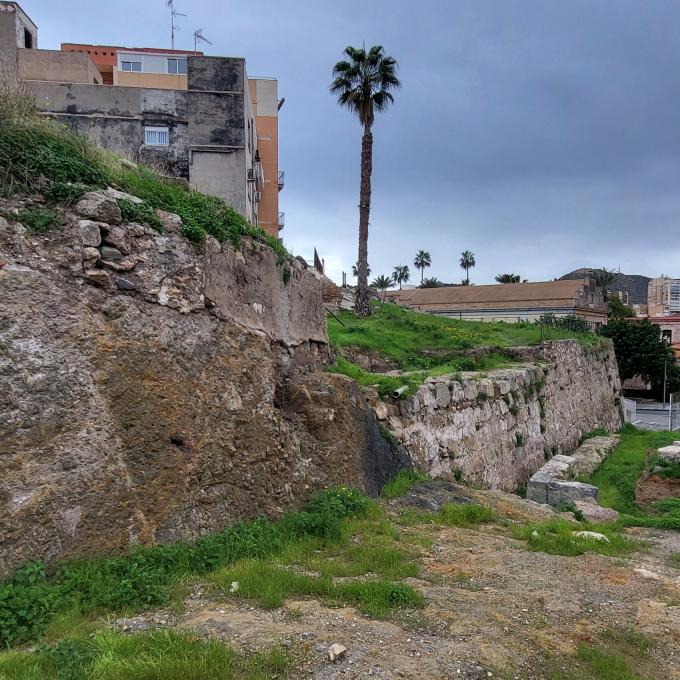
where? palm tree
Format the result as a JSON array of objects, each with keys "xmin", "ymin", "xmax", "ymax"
[
  {"xmin": 351, "ymin": 262, "xmax": 371, "ymax": 278},
  {"xmin": 421, "ymin": 277, "xmax": 441, "ymax": 288},
  {"xmin": 592, "ymin": 267, "xmax": 620, "ymax": 297},
  {"xmin": 459, "ymin": 250, "xmax": 476, "ymax": 285},
  {"xmin": 371, "ymin": 274, "xmax": 393, "ymax": 304},
  {"xmin": 392, "ymin": 264, "xmax": 410, "ymax": 289},
  {"xmin": 495, "ymin": 273, "xmax": 520, "ymax": 283},
  {"xmin": 331, "ymin": 45, "xmax": 401, "ymax": 317},
  {"xmin": 413, "ymin": 250, "xmax": 432, "ymax": 284}
]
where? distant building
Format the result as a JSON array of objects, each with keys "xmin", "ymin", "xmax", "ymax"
[
  {"xmin": 387, "ymin": 279, "xmax": 607, "ymax": 326},
  {"xmin": 647, "ymin": 277, "xmax": 680, "ymax": 317},
  {"xmin": 1, "ymin": 2, "xmax": 283, "ymax": 237}
]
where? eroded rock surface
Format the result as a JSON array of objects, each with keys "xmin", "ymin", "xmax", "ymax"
[{"xmin": 0, "ymin": 194, "xmax": 405, "ymax": 576}]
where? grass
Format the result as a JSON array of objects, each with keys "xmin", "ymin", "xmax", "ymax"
[
  {"xmin": 380, "ymin": 470, "xmax": 429, "ymax": 499},
  {"xmin": 209, "ymin": 507, "xmax": 423, "ymax": 618},
  {"xmin": 0, "ymin": 629, "xmax": 290, "ymax": 680},
  {"xmin": 0, "ymin": 487, "xmax": 372, "ymax": 648},
  {"xmin": 582, "ymin": 424, "xmax": 680, "ymax": 529},
  {"xmin": 394, "ymin": 502, "xmax": 495, "ymax": 529},
  {"xmin": 328, "ymin": 303, "xmax": 600, "ymax": 372},
  {"xmin": 0, "ymin": 92, "xmax": 288, "ymax": 265},
  {"xmin": 546, "ymin": 627, "xmax": 656, "ymax": 680},
  {"xmin": 511, "ymin": 518, "xmax": 639, "ymax": 557},
  {"xmin": 328, "ymin": 303, "xmax": 600, "ymax": 395}
]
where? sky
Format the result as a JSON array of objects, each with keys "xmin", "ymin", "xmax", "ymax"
[{"xmin": 28, "ymin": 0, "xmax": 680, "ymax": 286}]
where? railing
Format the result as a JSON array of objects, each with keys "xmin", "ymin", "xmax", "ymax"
[
  {"xmin": 278, "ymin": 170, "xmax": 285, "ymax": 191},
  {"xmin": 278, "ymin": 211, "xmax": 285, "ymax": 228}
]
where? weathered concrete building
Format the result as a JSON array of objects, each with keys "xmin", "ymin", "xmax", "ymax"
[{"xmin": 1, "ymin": 2, "xmax": 283, "ymax": 236}]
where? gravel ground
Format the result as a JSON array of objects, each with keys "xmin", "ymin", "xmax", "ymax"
[{"xmin": 115, "ymin": 488, "xmax": 680, "ymax": 679}]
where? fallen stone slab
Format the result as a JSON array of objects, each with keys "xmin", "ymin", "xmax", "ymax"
[
  {"xmin": 390, "ymin": 479, "xmax": 473, "ymax": 512},
  {"xmin": 573, "ymin": 500, "xmax": 619, "ymax": 522}
]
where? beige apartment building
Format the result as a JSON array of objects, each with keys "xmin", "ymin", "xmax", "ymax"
[
  {"xmin": 647, "ymin": 277, "xmax": 680, "ymax": 317},
  {"xmin": 0, "ymin": 2, "xmax": 283, "ymax": 237}
]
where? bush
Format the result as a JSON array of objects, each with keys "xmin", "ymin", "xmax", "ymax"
[{"xmin": 43, "ymin": 181, "xmax": 92, "ymax": 206}]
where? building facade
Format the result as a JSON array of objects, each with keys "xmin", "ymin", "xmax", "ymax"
[
  {"xmin": 388, "ymin": 279, "xmax": 608, "ymax": 325},
  {"xmin": 647, "ymin": 277, "xmax": 680, "ymax": 317},
  {"xmin": 1, "ymin": 3, "xmax": 283, "ymax": 237}
]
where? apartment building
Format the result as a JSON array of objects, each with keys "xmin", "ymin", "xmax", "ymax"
[
  {"xmin": 647, "ymin": 277, "xmax": 680, "ymax": 317},
  {"xmin": 1, "ymin": 2, "xmax": 284, "ymax": 237}
]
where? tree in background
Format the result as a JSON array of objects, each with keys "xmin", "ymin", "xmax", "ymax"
[
  {"xmin": 331, "ymin": 45, "xmax": 401, "ymax": 317},
  {"xmin": 351, "ymin": 262, "xmax": 371, "ymax": 278},
  {"xmin": 495, "ymin": 273, "xmax": 520, "ymax": 283},
  {"xmin": 371, "ymin": 274, "xmax": 393, "ymax": 303},
  {"xmin": 392, "ymin": 264, "xmax": 410, "ymax": 289},
  {"xmin": 592, "ymin": 267, "xmax": 620, "ymax": 297},
  {"xmin": 459, "ymin": 250, "xmax": 476, "ymax": 284},
  {"xmin": 413, "ymin": 250, "xmax": 432, "ymax": 284},
  {"xmin": 420, "ymin": 277, "xmax": 443, "ymax": 288},
  {"xmin": 601, "ymin": 319, "xmax": 680, "ymax": 393},
  {"xmin": 607, "ymin": 294, "xmax": 635, "ymax": 319}
]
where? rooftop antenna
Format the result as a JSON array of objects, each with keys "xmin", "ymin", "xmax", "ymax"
[
  {"xmin": 167, "ymin": 0, "xmax": 187, "ymax": 50},
  {"xmin": 193, "ymin": 28, "xmax": 213, "ymax": 53}
]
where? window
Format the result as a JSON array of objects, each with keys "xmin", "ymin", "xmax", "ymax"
[
  {"xmin": 144, "ymin": 126, "xmax": 169, "ymax": 146},
  {"xmin": 167, "ymin": 58, "xmax": 187, "ymax": 75},
  {"xmin": 121, "ymin": 61, "xmax": 142, "ymax": 72}
]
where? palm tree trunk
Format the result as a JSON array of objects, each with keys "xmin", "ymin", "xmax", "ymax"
[
  {"xmin": 355, "ymin": 123, "xmax": 373, "ymax": 317},
  {"xmin": 420, "ymin": 267, "xmax": 423, "ymax": 284}
]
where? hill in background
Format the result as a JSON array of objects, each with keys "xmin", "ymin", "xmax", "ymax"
[{"xmin": 560, "ymin": 268, "xmax": 650, "ymax": 305}]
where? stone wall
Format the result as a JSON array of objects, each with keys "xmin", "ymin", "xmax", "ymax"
[
  {"xmin": 376, "ymin": 342, "xmax": 623, "ymax": 491},
  {"xmin": 0, "ymin": 192, "xmax": 406, "ymax": 577}
]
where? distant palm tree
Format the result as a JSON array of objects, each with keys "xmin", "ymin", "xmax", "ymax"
[
  {"xmin": 392, "ymin": 264, "xmax": 410, "ymax": 289},
  {"xmin": 413, "ymin": 250, "xmax": 432, "ymax": 284},
  {"xmin": 592, "ymin": 268, "xmax": 620, "ymax": 297},
  {"xmin": 371, "ymin": 274, "xmax": 393, "ymax": 304},
  {"xmin": 495, "ymin": 273, "xmax": 520, "ymax": 283},
  {"xmin": 421, "ymin": 277, "xmax": 442, "ymax": 288},
  {"xmin": 459, "ymin": 250, "xmax": 476, "ymax": 284},
  {"xmin": 351, "ymin": 262, "xmax": 371, "ymax": 278},
  {"xmin": 331, "ymin": 45, "xmax": 401, "ymax": 317}
]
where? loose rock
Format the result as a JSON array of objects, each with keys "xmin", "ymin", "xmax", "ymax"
[
  {"xmin": 75, "ymin": 192, "xmax": 122, "ymax": 224},
  {"xmin": 328, "ymin": 643, "xmax": 347, "ymax": 662}
]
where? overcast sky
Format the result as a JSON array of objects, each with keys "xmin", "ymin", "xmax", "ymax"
[{"xmin": 29, "ymin": 0, "xmax": 680, "ymax": 286}]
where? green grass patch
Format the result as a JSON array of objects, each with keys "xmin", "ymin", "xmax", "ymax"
[
  {"xmin": 582, "ymin": 425, "xmax": 680, "ymax": 529},
  {"xmin": 380, "ymin": 470, "xmax": 428, "ymax": 499},
  {"xmin": 0, "ymin": 487, "xmax": 369, "ymax": 648},
  {"xmin": 117, "ymin": 197, "xmax": 164, "ymax": 232},
  {"xmin": 328, "ymin": 303, "xmax": 600, "ymax": 374},
  {"xmin": 211, "ymin": 561, "xmax": 422, "ymax": 619},
  {"xmin": 512, "ymin": 518, "xmax": 638, "ymax": 557},
  {"xmin": 546, "ymin": 627, "xmax": 656, "ymax": 680},
  {"xmin": 11, "ymin": 206, "xmax": 58, "ymax": 232},
  {"xmin": 0, "ymin": 629, "xmax": 290, "ymax": 680},
  {"xmin": 437, "ymin": 503, "xmax": 495, "ymax": 528},
  {"xmin": 328, "ymin": 356, "xmax": 420, "ymax": 398},
  {"xmin": 210, "ymin": 507, "xmax": 422, "ymax": 618}
]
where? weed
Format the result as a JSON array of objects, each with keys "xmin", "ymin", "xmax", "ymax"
[
  {"xmin": 579, "ymin": 427, "xmax": 609, "ymax": 444},
  {"xmin": 43, "ymin": 181, "xmax": 91, "ymax": 206},
  {"xmin": 378, "ymin": 424, "xmax": 398, "ymax": 451},
  {"xmin": 436, "ymin": 503, "xmax": 495, "ymax": 528},
  {"xmin": 380, "ymin": 470, "xmax": 428, "ymax": 499},
  {"xmin": 453, "ymin": 467, "xmax": 463, "ymax": 482},
  {"xmin": 12, "ymin": 206, "xmax": 58, "ymax": 232},
  {"xmin": 476, "ymin": 392, "xmax": 488, "ymax": 403},
  {"xmin": 282, "ymin": 265, "xmax": 291, "ymax": 285},
  {"xmin": 515, "ymin": 432, "xmax": 526, "ymax": 447}
]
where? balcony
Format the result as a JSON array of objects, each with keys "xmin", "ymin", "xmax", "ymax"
[
  {"xmin": 278, "ymin": 211, "xmax": 285, "ymax": 229},
  {"xmin": 278, "ymin": 170, "xmax": 285, "ymax": 191}
]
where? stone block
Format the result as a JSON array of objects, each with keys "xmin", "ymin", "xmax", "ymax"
[
  {"xmin": 77, "ymin": 219, "xmax": 102, "ymax": 247},
  {"xmin": 75, "ymin": 192, "xmax": 121, "ymax": 225}
]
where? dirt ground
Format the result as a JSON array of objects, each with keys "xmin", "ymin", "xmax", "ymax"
[{"xmin": 115, "ymin": 489, "xmax": 680, "ymax": 679}]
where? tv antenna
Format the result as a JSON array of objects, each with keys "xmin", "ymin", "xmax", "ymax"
[
  {"xmin": 167, "ymin": 0, "xmax": 187, "ymax": 50},
  {"xmin": 193, "ymin": 28, "xmax": 213, "ymax": 53}
]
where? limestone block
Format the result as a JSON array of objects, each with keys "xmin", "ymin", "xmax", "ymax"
[{"xmin": 435, "ymin": 383, "xmax": 450, "ymax": 409}]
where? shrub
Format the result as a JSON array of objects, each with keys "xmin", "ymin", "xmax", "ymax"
[
  {"xmin": 43, "ymin": 181, "xmax": 92, "ymax": 206},
  {"xmin": 11, "ymin": 206, "xmax": 58, "ymax": 232}
]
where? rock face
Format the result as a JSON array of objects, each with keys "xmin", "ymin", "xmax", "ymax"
[
  {"xmin": 0, "ymin": 194, "xmax": 406, "ymax": 577},
  {"xmin": 380, "ymin": 343, "xmax": 624, "ymax": 490}
]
